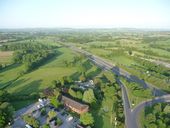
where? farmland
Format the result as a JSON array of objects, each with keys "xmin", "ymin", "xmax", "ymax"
[{"xmin": 0, "ymin": 51, "xmax": 13, "ymax": 64}]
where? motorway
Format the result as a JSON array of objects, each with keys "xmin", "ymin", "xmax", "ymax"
[{"xmin": 69, "ymin": 46, "xmax": 169, "ymax": 128}]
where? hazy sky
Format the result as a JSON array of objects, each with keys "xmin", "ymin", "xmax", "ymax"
[{"xmin": 0, "ymin": 0, "xmax": 170, "ymax": 28}]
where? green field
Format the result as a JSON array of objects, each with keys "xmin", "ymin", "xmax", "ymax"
[
  {"xmin": 1, "ymin": 47, "xmax": 85, "ymax": 94},
  {"xmin": 0, "ymin": 46, "xmax": 102, "ymax": 109}
]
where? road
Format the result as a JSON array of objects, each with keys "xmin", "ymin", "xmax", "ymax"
[
  {"xmin": 70, "ymin": 46, "xmax": 166, "ymax": 96},
  {"xmin": 132, "ymin": 94, "xmax": 170, "ymax": 128},
  {"xmin": 69, "ymin": 46, "xmax": 168, "ymax": 128},
  {"xmin": 117, "ymin": 79, "xmax": 137, "ymax": 128}
]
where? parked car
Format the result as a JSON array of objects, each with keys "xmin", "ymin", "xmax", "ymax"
[
  {"xmin": 67, "ymin": 116, "xmax": 73, "ymax": 121},
  {"xmin": 25, "ymin": 124, "xmax": 33, "ymax": 128},
  {"xmin": 37, "ymin": 104, "xmax": 44, "ymax": 109},
  {"xmin": 54, "ymin": 108, "xmax": 59, "ymax": 112}
]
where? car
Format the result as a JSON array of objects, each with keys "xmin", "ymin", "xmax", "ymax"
[
  {"xmin": 67, "ymin": 116, "xmax": 73, "ymax": 121},
  {"xmin": 37, "ymin": 104, "xmax": 44, "ymax": 109},
  {"xmin": 54, "ymin": 108, "xmax": 59, "ymax": 112},
  {"xmin": 25, "ymin": 124, "xmax": 33, "ymax": 128},
  {"xmin": 49, "ymin": 105, "xmax": 55, "ymax": 109}
]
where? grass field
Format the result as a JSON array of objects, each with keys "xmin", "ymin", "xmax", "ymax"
[
  {"xmin": 0, "ymin": 39, "xmax": 103, "ymax": 94},
  {"xmin": 86, "ymin": 47, "xmax": 136, "ymax": 66},
  {"xmin": 93, "ymin": 108, "xmax": 115, "ymax": 128},
  {"xmin": 0, "ymin": 64, "xmax": 24, "ymax": 89},
  {"xmin": 11, "ymin": 99, "xmax": 36, "ymax": 110},
  {"xmin": 0, "ymin": 51, "xmax": 13, "ymax": 64},
  {"xmin": 2, "ymin": 47, "xmax": 78, "ymax": 94}
]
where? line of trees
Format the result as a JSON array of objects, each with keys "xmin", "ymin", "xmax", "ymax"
[
  {"xmin": 120, "ymin": 77, "xmax": 152, "ymax": 98},
  {"xmin": 1, "ymin": 42, "xmax": 57, "ymax": 73},
  {"xmin": 14, "ymin": 50, "xmax": 55, "ymax": 72},
  {"xmin": 133, "ymin": 56, "xmax": 170, "ymax": 77},
  {"xmin": 0, "ymin": 42, "xmax": 56, "ymax": 51},
  {"xmin": 0, "ymin": 90, "xmax": 15, "ymax": 127}
]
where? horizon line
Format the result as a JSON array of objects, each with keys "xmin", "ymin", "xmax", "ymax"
[{"xmin": 0, "ymin": 27, "xmax": 170, "ymax": 30}]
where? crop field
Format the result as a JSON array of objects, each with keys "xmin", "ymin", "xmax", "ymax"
[{"xmin": 0, "ymin": 51, "xmax": 13, "ymax": 64}]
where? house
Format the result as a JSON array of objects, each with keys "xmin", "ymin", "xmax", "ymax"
[{"xmin": 62, "ymin": 96, "xmax": 89, "ymax": 114}]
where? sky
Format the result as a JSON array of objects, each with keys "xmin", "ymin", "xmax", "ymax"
[{"xmin": 0, "ymin": 0, "xmax": 170, "ymax": 29}]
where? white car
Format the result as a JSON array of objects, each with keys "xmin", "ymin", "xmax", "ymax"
[
  {"xmin": 37, "ymin": 104, "xmax": 44, "ymax": 109},
  {"xmin": 67, "ymin": 116, "xmax": 73, "ymax": 121},
  {"xmin": 25, "ymin": 124, "xmax": 33, "ymax": 128}
]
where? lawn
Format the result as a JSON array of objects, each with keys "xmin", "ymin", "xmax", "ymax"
[{"xmin": 92, "ymin": 106, "xmax": 115, "ymax": 128}]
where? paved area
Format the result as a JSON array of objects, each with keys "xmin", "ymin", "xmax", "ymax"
[
  {"xmin": 12, "ymin": 102, "xmax": 39, "ymax": 128},
  {"xmin": 12, "ymin": 101, "xmax": 79, "ymax": 128}
]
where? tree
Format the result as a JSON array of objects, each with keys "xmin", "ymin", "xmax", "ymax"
[
  {"xmin": 53, "ymin": 88, "xmax": 60, "ymax": 98},
  {"xmin": 69, "ymin": 88, "xmax": 77, "ymax": 98},
  {"xmin": 23, "ymin": 115, "xmax": 40, "ymax": 128},
  {"xmin": 102, "ymin": 97, "xmax": 114, "ymax": 112},
  {"xmin": 93, "ymin": 77, "xmax": 101, "ymax": 86},
  {"xmin": 79, "ymin": 74, "xmax": 86, "ymax": 82},
  {"xmin": 60, "ymin": 77, "xmax": 65, "ymax": 86},
  {"xmin": 50, "ymin": 97, "xmax": 60, "ymax": 108},
  {"xmin": 153, "ymin": 103, "xmax": 162, "ymax": 114},
  {"xmin": 52, "ymin": 80, "xmax": 61, "ymax": 88},
  {"xmin": 76, "ymin": 91, "xmax": 83, "ymax": 100},
  {"xmin": 66, "ymin": 76, "xmax": 73, "ymax": 84},
  {"xmin": 48, "ymin": 110, "xmax": 57, "ymax": 120},
  {"xmin": 0, "ymin": 102, "xmax": 14, "ymax": 126},
  {"xmin": 42, "ymin": 124, "xmax": 50, "ymax": 128},
  {"xmin": 128, "ymin": 50, "xmax": 132, "ymax": 55},
  {"xmin": 145, "ymin": 113, "xmax": 156, "ymax": 123},
  {"xmin": 156, "ymin": 119, "xmax": 166, "ymax": 128},
  {"xmin": 40, "ymin": 108, "xmax": 46, "ymax": 116},
  {"xmin": 147, "ymin": 123, "xmax": 157, "ymax": 128},
  {"xmin": 0, "ymin": 112, "xmax": 6, "ymax": 127},
  {"xmin": 80, "ymin": 112, "xmax": 94, "ymax": 126},
  {"xmin": 83, "ymin": 89, "xmax": 96, "ymax": 104},
  {"xmin": 79, "ymin": 65, "xmax": 86, "ymax": 75},
  {"xmin": 163, "ymin": 105, "xmax": 170, "ymax": 114},
  {"xmin": 0, "ymin": 90, "xmax": 10, "ymax": 102},
  {"xmin": 0, "ymin": 64, "xmax": 3, "ymax": 70}
]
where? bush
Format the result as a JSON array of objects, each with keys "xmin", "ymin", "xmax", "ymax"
[
  {"xmin": 40, "ymin": 108, "xmax": 46, "ymax": 116},
  {"xmin": 56, "ymin": 118, "xmax": 62, "ymax": 126},
  {"xmin": 22, "ymin": 115, "xmax": 40, "ymax": 128},
  {"xmin": 42, "ymin": 124, "xmax": 50, "ymax": 128}
]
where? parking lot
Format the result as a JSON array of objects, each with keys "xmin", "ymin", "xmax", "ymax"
[{"xmin": 12, "ymin": 102, "xmax": 80, "ymax": 128}]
